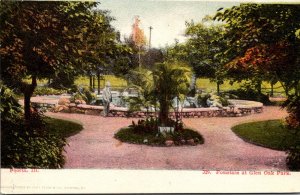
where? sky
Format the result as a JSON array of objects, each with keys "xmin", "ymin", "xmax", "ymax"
[{"xmin": 98, "ymin": 0, "xmax": 239, "ymax": 48}]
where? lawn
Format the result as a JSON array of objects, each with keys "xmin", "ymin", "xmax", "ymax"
[
  {"xmin": 75, "ymin": 75, "xmax": 128, "ymax": 89},
  {"xmin": 23, "ymin": 75, "xmax": 128, "ymax": 89},
  {"xmin": 44, "ymin": 117, "xmax": 83, "ymax": 138},
  {"xmin": 196, "ymin": 78, "xmax": 285, "ymax": 95},
  {"xmin": 24, "ymin": 75, "xmax": 285, "ymax": 96},
  {"xmin": 232, "ymin": 120, "xmax": 300, "ymax": 151}
]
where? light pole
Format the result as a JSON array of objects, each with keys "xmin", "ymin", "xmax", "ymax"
[{"xmin": 149, "ymin": 26, "xmax": 153, "ymax": 49}]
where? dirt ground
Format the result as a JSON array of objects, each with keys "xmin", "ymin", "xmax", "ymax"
[{"xmin": 46, "ymin": 106, "xmax": 288, "ymax": 170}]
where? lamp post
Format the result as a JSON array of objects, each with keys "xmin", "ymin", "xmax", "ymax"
[{"xmin": 149, "ymin": 26, "xmax": 153, "ymax": 49}]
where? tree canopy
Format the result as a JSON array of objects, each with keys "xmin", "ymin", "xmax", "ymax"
[
  {"xmin": 165, "ymin": 20, "xmax": 228, "ymax": 94},
  {"xmin": 0, "ymin": 1, "xmax": 125, "ymax": 119},
  {"xmin": 214, "ymin": 4, "xmax": 300, "ymax": 96}
]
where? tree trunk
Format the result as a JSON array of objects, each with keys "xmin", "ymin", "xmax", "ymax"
[
  {"xmin": 97, "ymin": 73, "xmax": 100, "ymax": 95},
  {"xmin": 285, "ymin": 87, "xmax": 290, "ymax": 97},
  {"xmin": 279, "ymin": 80, "xmax": 290, "ymax": 97},
  {"xmin": 24, "ymin": 75, "xmax": 37, "ymax": 121},
  {"xmin": 255, "ymin": 80, "xmax": 262, "ymax": 94},
  {"xmin": 89, "ymin": 75, "xmax": 93, "ymax": 90},
  {"xmin": 92, "ymin": 76, "xmax": 95, "ymax": 90},
  {"xmin": 159, "ymin": 96, "xmax": 169, "ymax": 126},
  {"xmin": 270, "ymin": 82, "xmax": 274, "ymax": 97},
  {"xmin": 217, "ymin": 81, "xmax": 220, "ymax": 95}
]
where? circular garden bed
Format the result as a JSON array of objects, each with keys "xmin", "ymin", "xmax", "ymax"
[{"xmin": 114, "ymin": 118, "xmax": 204, "ymax": 147}]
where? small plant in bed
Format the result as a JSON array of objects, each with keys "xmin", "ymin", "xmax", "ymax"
[{"xmin": 114, "ymin": 118, "xmax": 204, "ymax": 146}]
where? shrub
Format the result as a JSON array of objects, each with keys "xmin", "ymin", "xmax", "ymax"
[
  {"xmin": 226, "ymin": 87, "xmax": 271, "ymax": 105},
  {"xmin": 164, "ymin": 129, "xmax": 204, "ymax": 145},
  {"xmin": 82, "ymin": 87, "xmax": 96, "ymax": 104},
  {"xmin": 130, "ymin": 117, "xmax": 183, "ymax": 135},
  {"xmin": 283, "ymin": 96, "xmax": 300, "ymax": 129},
  {"xmin": 1, "ymin": 111, "xmax": 66, "ymax": 168},
  {"xmin": 197, "ymin": 93, "xmax": 211, "ymax": 107},
  {"xmin": 282, "ymin": 95, "xmax": 300, "ymax": 170},
  {"xmin": 286, "ymin": 146, "xmax": 300, "ymax": 171},
  {"xmin": 0, "ymin": 82, "xmax": 23, "ymax": 122},
  {"xmin": 114, "ymin": 126, "xmax": 204, "ymax": 146},
  {"xmin": 1, "ymin": 83, "xmax": 67, "ymax": 168},
  {"xmin": 285, "ymin": 113, "xmax": 300, "ymax": 129},
  {"xmin": 70, "ymin": 87, "xmax": 96, "ymax": 104},
  {"xmin": 115, "ymin": 116, "xmax": 203, "ymax": 146},
  {"xmin": 130, "ymin": 118, "xmax": 158, "ymax": 134},
  {"xmin": 33, "ymin": 87, "xmax": 66, "ymax": 96}
]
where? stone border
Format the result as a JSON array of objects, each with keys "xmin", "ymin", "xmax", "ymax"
[
  {"xmin": 29, "ymin": 96, "xmax": 263, "ymax": 118},
  {"xmin": 53, "ymin": 99, "xmax": 263, "ymax": 118}
]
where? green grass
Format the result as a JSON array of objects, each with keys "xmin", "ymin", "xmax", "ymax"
[
  {"xmin": 196, "ymin": 78, "xmax": 285, "ymax": 95},
  {"xmin": 114, "ymin": 127, "xmax": 204, "ymax": 146},
  {"xmin": 23, "ymin": 75, "xmax": 128, "ymax": 89},
  {"xmin": 24, "ymin": 75, "xmax": 285, "ymax": 96},
  {"xmin": 75, "ymin": 75, "xmax": 128, "ymax": 89},
  {"xmin": 44, "ymin": 117, "xmax": 83, "ymax": 138},
  {"xmin": 196, "ymin": 78, "xmax": 242, "ymax": 92},
  {"xmin": 232, "ymin": 120, "xmax": 300, "ymax": 151}
]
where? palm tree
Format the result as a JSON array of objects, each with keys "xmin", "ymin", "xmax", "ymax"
[
  {"xmin": 152, "ymin": 62, "xmax": 192, "ymax": 125},
  {"xmin": 127, "ymin": 62, "xmax": 192, "ymax": 125},
  {"xmin": 128, "ymin": 67, "xmax": 156, "ymax": 114}
]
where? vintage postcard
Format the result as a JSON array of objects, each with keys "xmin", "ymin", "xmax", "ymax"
[{"xmin": 1, "ymin": 0, "xmax": 300, "ymax": 193}]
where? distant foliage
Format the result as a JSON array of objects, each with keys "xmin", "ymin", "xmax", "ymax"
[
  {"xmin": 49, "ymin": 72, "xmax": 77, "ymax": 90},
  {"xmin": 131, "ymin": 16, "xmax": 146, "ymax": 47},
  {"xmin": 225, "ymin": 85, "xmax": 271, "ymax": 105},
  {"xmin": 33, "ymin": 87, "xmax": 67, "ymax": 96}
]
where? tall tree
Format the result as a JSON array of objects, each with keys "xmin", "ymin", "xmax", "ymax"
[
  {"xmin": 166, "ymin": 21, "xmax": 228, "ymax": 94},
  {"xmin": 130, "ymin": 16, "xmax": 147, "ymax": 67},
  {"xmin": 127, "ymin": 67, "xmax": 156, "ymax": 113},
  {"xmin": 79, "ymin": 9, "xmax": 132, "ymax": 93},
  {"xmin": 0, "ymin": 2, "xmax": 119, "ymax": 120},
  {"xmin": 152, "ymin": 62, "xmax": 192, "ymax": 125},
  {"xmin": 184, "ymin": 21, "xmax": 228, "ymax": 94},
  {"xmin": 214, "ymin": 4, "xmax": 300, "ymax": 96},
  {"xmin": 214, "ymin": 4, "xmax": 300, "ymax": 129}
]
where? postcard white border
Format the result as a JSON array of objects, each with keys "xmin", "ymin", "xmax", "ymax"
[
  {"xmin": 1, "ymin": 169, "xmax": 300, "ymax": 193},
  {"xmin": 1, "ymin": 0, "xmax": 300, "ymax": 194}
]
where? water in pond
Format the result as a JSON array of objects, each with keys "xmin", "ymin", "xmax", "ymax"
[{"xmin": 93, "ymin": 90, "xmax": 199, "ymax": 108}]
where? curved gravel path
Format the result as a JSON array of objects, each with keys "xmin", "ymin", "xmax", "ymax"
[{"xmin": 47, "ymin": 106, "xmax": 288, "ymax": 170}]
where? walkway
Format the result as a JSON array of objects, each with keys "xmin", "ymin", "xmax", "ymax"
[{"xmin": 46, "ymin": 106, "xmax": 288, "ymax": 170}]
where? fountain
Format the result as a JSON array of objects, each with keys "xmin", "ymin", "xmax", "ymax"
[{"xmin": 29, "ymin": 87, "xmax": 263, "ymax": 117}]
